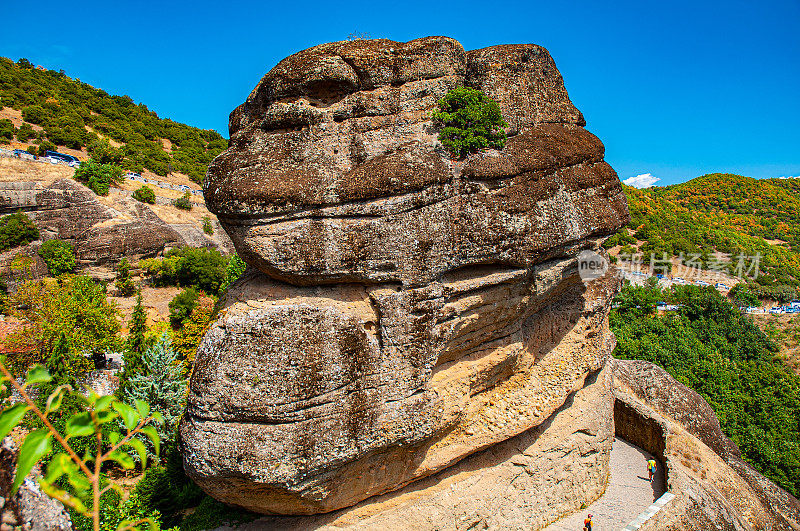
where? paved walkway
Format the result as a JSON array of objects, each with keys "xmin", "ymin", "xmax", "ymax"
[{"xmin": 545, "ymin": 437, "xmax": 666, "ymax": 531}]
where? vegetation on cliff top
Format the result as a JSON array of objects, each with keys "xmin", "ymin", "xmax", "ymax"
[
  {"xmin": 611, "ymin": 283, "xmax": 800, "ymax": 497},
  {"xmin": 432, "ymin": 87, "xmax": 507, "ymax": 158},
  {"xmin": 0, "ymin": 57, "xmax": 227, "ymax": 182}
]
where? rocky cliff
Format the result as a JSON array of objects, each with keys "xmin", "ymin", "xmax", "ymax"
[
  {"xmin": 0, "ymin": 171, "xmax": 230, "ymax": 276},
  {"xmin": 181, "ymin": 36, "xmax": 628, "ymax": 520}
]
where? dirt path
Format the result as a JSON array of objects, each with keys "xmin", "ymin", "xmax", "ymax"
[{"xmin": 545, "ymin": 437, "xmax": 666, "ymax": 531}]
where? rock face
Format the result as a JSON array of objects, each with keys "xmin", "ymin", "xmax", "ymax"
[
  {"xmin": 0, "ymin": 179, "xmax": 184, "ymax": 267},
  {"xmin": 182, "ymin": 36, "xmax": 629, "ymax": 517},
  {"xmin": 612, "ymin": 359, "xmax": 800, "ymax": 530},
  {"xmin": 0, "ymin": 439, "xmax": 72, "ymax": 530}
]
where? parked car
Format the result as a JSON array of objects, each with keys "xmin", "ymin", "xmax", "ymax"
[
  {"xmin": 44, "ymin": 150, "xmax": 80, "ymax": 166},
  {"xmin": 12, "ymin": 149, "xmax": 36, "ymax": 160},
  {"xmin": 769, "ymin": 307, "xmax": 784, "ymax": 314}
]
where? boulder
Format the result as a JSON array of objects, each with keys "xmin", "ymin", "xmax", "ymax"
[{"xmin": 183, "ymin": 36, "xmax": 629, "ymax": 515}]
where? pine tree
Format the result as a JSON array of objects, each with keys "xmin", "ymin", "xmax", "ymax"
[
  {"xmin": 122, "ymin": 332, "xmax": 186, "ymax": 455},
  {"xmin": 118, "ymin": 293, "xmax": 147, "ymax": 395},
  {"xmin": 46, "ymin": 332, "xmax": 74, "ymax": 386}
]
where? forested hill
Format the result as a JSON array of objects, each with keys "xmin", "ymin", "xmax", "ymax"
[
  {"xmin": 607, "ymin": 173, "xmax": 800, "ymax": 300},
  {"xmin": 0, "ymin": 57, "xmax": 227, "ymax": 182}
]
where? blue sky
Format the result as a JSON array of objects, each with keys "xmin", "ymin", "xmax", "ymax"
[{"xmin": 1, "ymin": 0, "xmax": 798, "ymax": 186}]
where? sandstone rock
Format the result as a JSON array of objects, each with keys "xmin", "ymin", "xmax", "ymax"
[
  {"xmin": 0, "ymin": 179, "xmax": 184, "ymax": 268},
  {"xmin": 612, "ymin": 359, "xmax": 800, "ymax": 530},
  {"xmin": 220, "ymin": 365, "xmax": 614, "ymax": 530},
  {"xmin": 183, "ymin": 36, "xmax": 629, "ymax": 515}
]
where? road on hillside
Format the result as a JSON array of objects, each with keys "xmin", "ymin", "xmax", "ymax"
[{"xmin": 544, "ymin": 437, "xmax": 666, "ymax": 531}]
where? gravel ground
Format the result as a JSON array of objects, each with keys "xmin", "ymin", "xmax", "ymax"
[{"xmin": 545, "ymin": 437, "xmax": 666, "ymax": 531}]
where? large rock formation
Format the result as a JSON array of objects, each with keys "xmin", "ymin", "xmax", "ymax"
[
  {"xmin": 0, "ymin": 179, "xmax": 184, "ymax": 267},
  {"xmin": 182, "ymin": 36, "xmax": 629, "ymax": 518},
  {"xmin": 612, "ymin": 359, "xmax": 800, "ymax": 530}
]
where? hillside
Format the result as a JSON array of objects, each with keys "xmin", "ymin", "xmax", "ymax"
[
  {"xmin": 0, "ymin": 57, "xmax": 227, "ymax": 182},
  {"xmin": 607, "ymin": 173, "xmax": 800, "ymax": 301}
]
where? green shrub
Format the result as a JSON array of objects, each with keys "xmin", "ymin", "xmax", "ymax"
[
  {"xmin": 0, "ymin": 118, "xmax": 13, "ymax": 141},
  {"xmin": 132, "ymin": 185, "xmax": 156, "ymax": 204},
  {"xmin": 169, "ymin": 287, "xmax": 199, "ymax": 327},
  {"xmin": 431, "ymin": 87, "xmax": 507, "ymax": 158},
  {"xmin": 202, "ymin": 215, "xmax": 213, "ymax": 235},
  {"xmin": 115, "ymin": 257, "xmax": 135, "ymax": 297},
  {"xmin": 172, "ymin": 191, "xmax": 192, "ymax": 210},
  {"xmin": 220, "ymin": 253, "xmax": 247, "ymax": 293},
  {"xmin": 36, "ymin": 140, "xmax": 55, "ymax": 156},
  {"xmin": 87, "ymin": 138, "xmax": 124, "ymax": 165},
  {"xmin": 21, "ymin": 104, "xmax": 47, "ymax": 124},
  {"xmin": 38, "ymin": 239, "xmax": 75, "ymax": 276},
  {"xmin": 0, "ymin": 210, "xmax": 39, "ymax": 251},
  {"xmin": 73, "ymin": 159, "xmax": 123, "ymax": 196},
  {"xmin": 15, "ymin": 122, "xmax": 36, "ymax": 142},
  {"xmin": 141, "ymin": 247, "xmax": 228, "ymax": 295}
]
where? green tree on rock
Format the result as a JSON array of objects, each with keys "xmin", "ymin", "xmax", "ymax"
[
  {"xmin": 432, "ymin": 87, "xmax": 507, "ymax": 158},
  {"xmin": 73, "ymin": 159, "xmax": 123, "ymax": 196},
  {"xmin": 38, "ymin": 239, "xmax": 75, "ymax": 276}
]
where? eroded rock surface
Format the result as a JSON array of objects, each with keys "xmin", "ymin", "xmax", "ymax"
[
  {"xmin": 183, "ymin": 36, "xmax": 629, "ymax": 515},
  {"xmin": 613, "ymin": 359, "xmax": 800, "ymax": 530},
  {"xmin": 0, "ymin": 179, "xmax": 184, "ymax": 266}
]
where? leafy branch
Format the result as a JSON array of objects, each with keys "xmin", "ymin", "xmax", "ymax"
[{"xmin": 0, "ymin": 360, "xmax": 162, "ymax": 531}]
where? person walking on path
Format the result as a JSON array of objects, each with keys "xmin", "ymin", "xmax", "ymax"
[
  {"xmin": 583, "ymin": 513, "xmax": 593, "ymax": 531},
  {"xmin": 648, "ymin": 459, "xmax": 657, "ymax": 482}
]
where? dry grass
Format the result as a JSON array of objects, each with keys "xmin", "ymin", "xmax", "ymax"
[
  {"xmin": 0, "ymin": 156, "xmax": 74, "ymax": 183},
  {"xmin": 110, "ymin": 285, "xmax": 182, "ymax": 332}
]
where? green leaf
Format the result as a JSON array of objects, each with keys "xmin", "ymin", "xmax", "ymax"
[
  {"xmin": 0, "ymin": 403, "xmax": 28, "ymax": 443},
  {"xmin": 65, "ymin": 412, "xmax": 94, "ymax": 438},
  {"xmin": 44, "ymin": 453, "xmax": 72, "ymax": 483},
  {"xmin": 12, "ymin": 428, "xmax": 52, "ymax": 494},
  {"xmin": 94, "ymin": 395, "xmax": 114, "ymax": 412},
  {"xmin": 151, "ymin": 411, "xmax": 164, "ymax": 424},
  {"xmin": 45, "ymin": 385, "xmax": 70, "ymax": 413},
  {"xmin": 107, "ymin": 449, "xmax": 134, "ymax": 469},
  {"xmin": 25, "ymin": 365, "xmax": 51, "ymax": 386},
  {"xmin": 40, "ymin": 480, "xmax": 89, "ymax": 516},
  {"xmin": 124, "ymin": 437, "xmax": 147, "ymax": 466},
  {"xmin": 140, "ymin": 425, "xmax": 160, "ymax": 458},
  {"xmin": 117, "ymin": 518, "xmax": 157, "ymax": 531},
  {"xmin": 134, "ymin": 399, "xmax": 150, "ymax": 419},
  {"xmin": 95, "ymin": 409, "xmax": 118, "ymax": 425},
  {"xmin": 108, "ymin": 431, "xmax": 121, "ymax": 446},
  {"xmin": 113, "ymin": 402, "xmax": 138, "ymax": 431}
]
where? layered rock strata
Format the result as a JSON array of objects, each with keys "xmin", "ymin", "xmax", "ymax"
[
  {"xmin": 182, "ymin": 36, "xmax": 629, "ymax": 515},
  {"xmin": 0, "ymin": 179, "xmax": 183, "ymax": 266}
]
